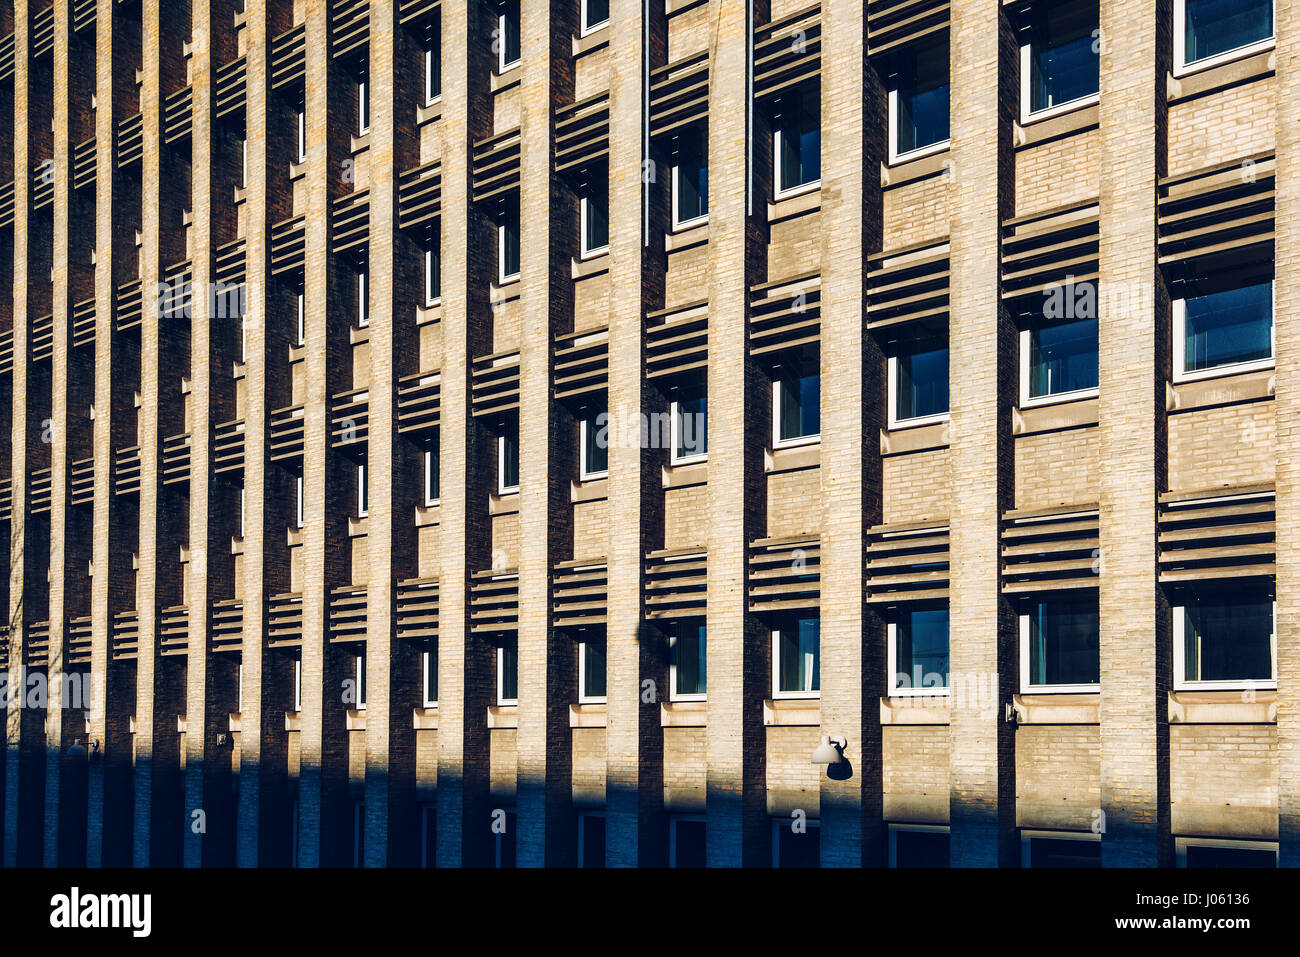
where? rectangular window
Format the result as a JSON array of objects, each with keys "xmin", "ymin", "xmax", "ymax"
[
  {"xmin": 1175, "ymin": 279, "xmax": 1273, "ymax": 380},
  {"xmin": 889, "ymin": 344, "xmax": 949, "ymax": 427},
  {"xmin": 579, "ymin": 415, "xmax": 608, "ymax": 479},
  {"xmin": 889, "ymin": 605, "xmax": 949, "ymax": 696},
  {"xmin": 241, "ymin": 138, "xmax": 248, "ymax": 188},
  {"xmin": 423, "ymin": 646, "xmax": 438, "ymax": 707},
  {"xmin": 357, "ymin": 73, "xmax": 370, "ymax": 135},
  {"xmin": 498, "ymin": 428, "xmax": 519, "ymax": 494},
  {"xmin": 1020, "ymin": 0, "xmax": 1100, "ymax": 121},
  {"xmin": 669, "ymin": 816, "xmax": 706, "ymax": 868},
  {"xmin": 671, "ymin": 395, "xmax": 708, "ymax": 464},
  {"xmin": 424, "ymin": 438, "xmax": 440, "ymax": 505},
  {"xmin": 889, "ymin": 38, "xmax": 950, "ymax": 162},
  {"xmin": 1176, "ymin": 0, "xmax": 1274, "ymax": 74},
  {"xmin": 773, "ymin": 615, "xmax": 820, "ymax": 699},
  {"xmin": 1021, "ymin": 831, "xmax": 1101, "ymax": 868},
  {"xmin": 293, "ymin": 656, "xmax": 302, "ymax": 712},
  {"xmin": 889, "ymin": 825, "xmax": 950, "ymax": 868},
  {"xmin": 295, "ymin": 473, "xmax": 304, "ymax": 529},
  {"xmin": 773, "ymin": 86, "xmax": 821, "ymax": 197},
  {"xmin": 1020, "ymin": 594, "xmax": 1100, "ymax": 692},
  {"xmin": 671, "ymin": 134, "xmax": 708, "ymax": 229},
  {"xmin": 354, "ymin": 653, "xmax": 367, "ymax": 711},
  {"xmin": 357, "ymin": 263, "xmax": 369, "ymax": 327},
  {"xmin": 420, "ymin": 804, "xmax": 437, "ymax": 867},
  {"xmin": 773, "ymin": 372, "xmax": 820, "ymax": 447},
  {"xmin": 424, "ymin": 235, "xmax": 441, "ymax": 305},
  {"xmin": 578, "ymin": 635, "xmax": 607, "ymax": 703},
  {"xmin": 296, "ymin": 291, "xmax": 305, "ymax": 346},
  {"xmin": 498, "ymin": 199, "xmax": 520, "ymax": 283},
  {"xmin": 1021, "ymin": 316, "xmax": 1098, "ymax": 404},
  {"xmin": 296, "ymin": 108, "xmax": 306, "ymax": 163},
  {"xmin": 1175, "ymin": 589, "xmax": 1275, "ymax": 690},
  {"xmin": 580, "ymin": 168, "xmax": 610, "ymax": 257},
  {"xmin": 497, "ymin": 637, "xmax": 518, "ymax": 705},
  {"xmin": 670, "ymin": 620, "xmax": 707, "ymax": 701},
  {"xmin": 771, "ymin": 819, "xmax": 820, "ymax": 868},
  {"xmin": 578, "ymin": 812, "xmax": 606, "ymax": 868},
  {"xmin": 1177, "ymin": 837, "xmax": 1277, "ymax": 868},
  {"xmin": 425, "ymin": 18, "xmax": 441, "ymax": 103},
  {"xmin": 581, "ymin": 0, "xmax": 610, "ymax": 35},
  {"xmin": 498, "ymin": 1, "xmax": 521, "ymax": 72},
  {"xmin": 357, "ymin": 461, "xmax": 368, "ymax": 517}
]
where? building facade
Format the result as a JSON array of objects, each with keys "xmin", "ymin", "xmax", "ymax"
[{"xmin": 0, "ymin": 0, "xmax": 1296, "ymax": 868}]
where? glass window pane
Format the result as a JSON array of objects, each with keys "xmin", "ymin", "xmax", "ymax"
[
  {"xmin": 583, "ymin": 174, "xmax": 609, "ymax": 253},
  {"xmin": 582, "ymin": 637, "xmax": 606, "ymax": 698},
  {"xmin": 895, "ymin": 40, "xmax": 949, "ymax": 155},
  {"xmin": 896, "ymin": 346, "xmax": 949, "ymax": 421},
  {"xmin": 1030, "ymin": 837, "xmax": 1100, "ymax": 868},
  {"xmin": 583, "ymin": 416, "xmax": 608, "ymax": 475},
  {"xmin": 501, "ymin": 3, "xmax": 521, "ymax": 67},
  {"xmin": 1185, "ymin": 0, "xmax": 1273, "ymax": 65},
  {"xmin": 674, "ymin": 395, "xmax": 708, "ymax": 460},
  {"xmin": 426, "ymin": 20, "xmax": 441, "ymax": 100},
  {"xmin": 501, "ymin": 202, "xmax": 520, "ymax": 279},
  {"xmin": 895, "ymin": 830, "xmax": 950, "ymax": 867},
  {"xmin": 500, "ymin": 640, "xmax": 518, "ymax": 702},
  {"xmin": 1183, "ymin": 593, "xmax": 1273, "ymax": 683},
  {"xmin": 779, "ymin": 373, "xmax": 820, "ymax": 441},
  {"xmin": 1029, "ymin": 317, "xmax": 1098, "ymax": 397},
  {"xmin": 778, "ymin": 617, "xmax": 820, "ymax": 694},
  {"xmin": 1027, "ymin": 596, "xmax": 1099, "ymax": 687},
  {"xmin": 1182, "ymin": 281, "xmax": 1272, "ymax": 373},
  {"xmin": 672, "ymin": 819, "xmax": 706, "ymax": 868},
  {"xmin": 1029, "ymin": 1, "xmax": 1099, "ymax": 113},
  {"xmin": 673, "ymin": 621, "xmax": 707, "ymax": 697},
  {"xmin": 584, "ymin": 0, "xmax": 609, "ymax": 30},
  {"xmin": 894, "ymin": 606, "xmax": 949, "ymax": 691},
  {"xmin": 777, "ymin": 89, "xmax": 820, "ymax": 192},
  {"xmin": 674, "ymin": 136, "xmax": 708, "ymax": 224},
  {"xmin": 500, "ymin": 429, "xmax": 519, "ymax": 491},
  {"xmin": 775, "ymin": 825, "xmax": 820, "ymax": 868},
  {"xmin": 1185, "ymin": 844, "xmax": 1276, "ymax": 868},
  {"xmin": 580, "ymin": 815, "xmax": 606, "ymax": 868}
]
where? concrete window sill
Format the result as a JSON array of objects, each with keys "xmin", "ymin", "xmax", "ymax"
[
  {"xmin": 1014, "ymin": 102, "xmax": 1098, "ymax": 150},
  {"xmin": 346, "ymin": 709, "xmax": 366, "ymax": 731},
  {"xmin": 767, "ymin": 186, "xmax": 820, "ymax": 224},
  {"xmin": 571, "ymin": 476, "xmax": 608, "ymax": 503},
  {"xmin": 1012, "ymin": 396, "xmax": 1098, "ymax": 436},
  {"xmin": 660, "ymin": 699, "xmax": 706, "ymax": 727},
  {"xmin": 665, "ymin": 221, "xmax": 708, "ymax": 253},
  {"xmin": 1010, "ymin": 692, "xmax": 1100, "ymax": 725},
  {"xmin": 879, "ymin": 695, "xmax": 950, "ymax": 726},
  {"xmin": 1168, "ymin": 47, "xmax": 1274, "ymax": 104},
  {"xmin": 571, "ymin": 252, "xmax": 609, "ymax": 280},
  {"xmin": 570, "ymin": 703, "xmax": 607, "ymax": 728},
  {"xmin": 416, "ymin": 101, "xmax": 442, "ymax": 126},
  {"xmin": 662, "ymin": 459, "xmax": 706, "ymax": 490},
  {"xmin": 765, "ymin": 442, "xmax": 819, "ymax": 475},
  {"xmin": 763, "ymin": 698, "xmax": 820, "ymax": 727},
  {"xmin": 880, "ymin": 420, "xmax": 949, "ymax": 456},
  {"xmin": 413, "ymin": 706, "xmax": 439, "ymax": 730},
  {"xmin": 880, "ymin": 146, "xmax": 949, "ymax": 189},
  {"xmin": 487, "ymin": 704, "xmax": 518, "ymax": 729},
  {"xmin": 1168, "ymin": 690, "xmax": 1277, "ymax": 724},
  {"xmin": 1167, "ymin": 367, "xmax": 1273, "ymax": 413}
]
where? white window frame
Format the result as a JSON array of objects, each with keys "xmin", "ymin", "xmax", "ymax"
[
  {"xmin": 357, "ymin": 76, "xmax": 370, "ymax": 135},
  {"xmin": 354, "ymin": 653, "xmax": 367, "ymax": 711},
  {"xmin": 1018, "ymin": 324, "xmax": 1099, "ymax": 408},
  {"xmin": 1172, "ymin": 283, "xmax": 1275, "ymax": 383},
  {"xmin": 240, "ymin": 137, "xmax": 248, "ymax": 188},
  {"xmin": 668, "ymin": 814, "xmax": 706, "ymax": 868},
  {"xmin": 296, "ymin": 108, "xmax": 307, "ymax": 164},
  {"xmin": 1173, "ymin": 0, "xmax": 1275, "ymax": 77},
  {"xmin": 772, "ymin": 114, "xmax": 821, "ymax": 201},
  {"xmin": 497, "ymin": 219, "xmax": 519, "ymax": 284},
  {"xmin": 296, "ymin": 291, "xmax": 306, "ymax": 346},
  {"xmin": 1173, "ymin": 597, "xmax": 1277, "ymax": 692},
  {"xmin": 1020, "ymin": 829, "xmax": 1101, "ymax": 868},
  {"xmin": 424, "ymin": 246, "xmax": 441, "ymax": 307},
  {"xmin": 236, "ymin": 662, "xmax": 244, "ymax": 713},
  {"xmin": 887, "ymin": 85, "xmax": 950, "ymax": 166},
  {"xmin": 497, "ymin": 433, "xmax": 519, "ymax": 494},
  {"xmin": 579, "ymin": 417, "xmax": 608, "ymax": 481},
  {"xmin": 1017, "ymin": 7, "xmax": 1101, "ymax": 125},
  {"xmin": 888, "ymin": 823, "xmax": 950, "ymax": 867},
  {"xmin": 422, "ymin": 648, "xmax": 438, "ymax": 707},
  {"xmin": 1018, "ymin": 607, "xmax": 1100, "ymax": 695},
  {"xmin": 770, "ymin": 818, "xmax": 820, "ymax": 868},
  {"xmin": 423, "ymin": 446, "xmax": 439, "ymax": 506},
  {"xmin": 497, "ymin": 639, "xmax": 518, "ymax": 706},
  {"xmin": 498, "ymin": 10, "xmax": 521, "ymax": 73},
  {"xmin": 357, "ymin": 461, "xmax": 368, "ymax": 518},
  {"xmin": 579, "ymin": 0, "xmax": 609, "ymax": 37},
  {"xmin": 887, "ymin": 353, "xmax": 949, "ymax": 430},
  {"xmin": 669, "ymin": 399, "xmax": 707, "ymax": 466},
  {"xmin": 887, "ymin": 617, "xmax": 950, "ymax": 698},
  {"xmin": 293, "ymin": 657, "xmax": 302, "ymax": 712},
  {"xmin": 577, "ymin": 638, "xmax": 606, "ymax": 704},
  {"xmin": 669, "ymin": 621, "xmax": 706, "ymax": 702},
  {"xmin": 357, "ymin": 264, "xmax": 369, "ymax": 327},
  {"xmin": 771, "ymin": 376, "xmax": 820, "ymax": 450},
  {"xmin": 670, "ymin": 162, "xmax": 708, "ymax": 232},
  {"xmin": 579, "ymin": 191, "xmax": 609, "ymax": 259},
  {"xmin": 577, "ymin": 811, "xmax": 605, "ymax": 868},
  {"xmin": 295, "ymin": 474, "xmax": 304, "ymax": 529},
  {"xmin": 771, "ymin": 622, "xmax": 820, "ymax": 701},
  {"xmin": 1175, "ymin": 836, "xmax": 1278, "ymax": 867},
  {"xmin": 424, "ymin": 43, "xmax": 441, "ymax": 106}
]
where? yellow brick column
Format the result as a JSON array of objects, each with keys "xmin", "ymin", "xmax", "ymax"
[
  {"xmin": 1097, "ymin": 0, "xmax": 1171, "ymax": 868},
  {"xmin": 946, "ymin": 0, "xmax": 1018, "ymax": 867},
  {"xmin": 1274, "ymin": 0, "xmax": 1300, "ymax": 867}
]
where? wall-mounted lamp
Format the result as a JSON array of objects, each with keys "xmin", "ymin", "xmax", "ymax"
[
  {"xmin": 66, "ymin": 738, "xmax": 87, "ymax": 759},
  {"xmin": 811, "ymin": 735, "xmax": 847, "ymax": 766}
]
